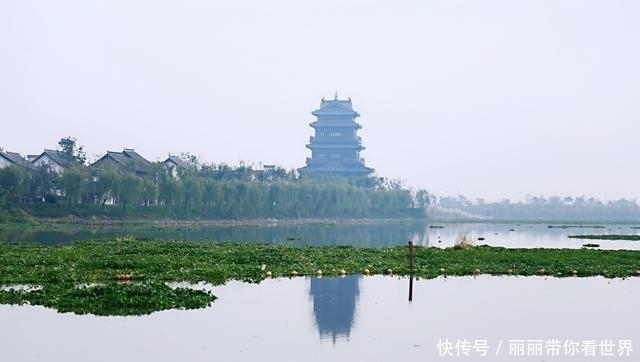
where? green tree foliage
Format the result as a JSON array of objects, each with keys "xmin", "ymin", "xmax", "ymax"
[
  {"xmin": 0, "ymin": 166, "xmax": 29, "ymax": 208},
  {"xmin": 116, "ymin": 173, "xmax": 141, "ymax": 213},
  {"xmin": 415, "ymin": 189, "xmax": 430, "ymax": 208},
  {"xmin": 59, "ymin": 166, "xmax": 87, "ymax": 208},
  {"xmin": 28, "ymin": 165, "xmax": 58, "ymax": 202},
  {"xmin": 433, "ymin": 194, "xmax": 640, "ymax": 222},
  {"xmin": 0, "ymin": 161, "xmax": 426, "ymax": 219},
  {"xmin": 93, "ymin": 169, "xmax": 118, "ymax": 206},
  {"xmin": 58, "ymin": 136, "xmax": 87, "ymax": 165},
  {"xmin": 157, "ymin": 168, "xmax": 180, "ymax": 211}
]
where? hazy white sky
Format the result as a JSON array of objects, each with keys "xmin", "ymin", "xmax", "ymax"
[{"xmin": 1, "ymin": 0, "xmax": 639, "ymax": 202}]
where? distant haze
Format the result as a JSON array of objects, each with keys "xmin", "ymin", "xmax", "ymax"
[{"xmin": 1, "ymin": 1, "xmax": 638, "ymax": 202}]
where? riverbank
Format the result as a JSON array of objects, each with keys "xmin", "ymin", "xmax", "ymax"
[{"xmin": 3, "ymin": 215, "xmax": 426, "ymax": 228}]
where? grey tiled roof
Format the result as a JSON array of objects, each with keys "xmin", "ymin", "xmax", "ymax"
[
  {"xmin": 105, "ymin": 151, "xmax": 131, "ymax": 165},
  {"xmin": 32, "ymin": 149, "xmax": 79, "ymax": 168},
  {"xmin": 0, "ymin": 149, "xmax": 29, "ymax": 167},
  {"xmin": 91, "ymin": 149, "xmax": 152, "ymax": 173},
  {"xmin": 164, "ymin": 155, "xmax": 190, "ymax": 170},
  {"xmin": 123, "ymin": 149, "xmax": 153, "ymax": 168}
]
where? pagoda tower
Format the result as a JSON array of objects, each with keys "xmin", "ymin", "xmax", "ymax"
[{"xmin": 299, "ymin": 95, "xmax": 374, "ymax": 177}]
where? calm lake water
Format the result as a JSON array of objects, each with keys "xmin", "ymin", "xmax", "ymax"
[
  {"xmin": 2, "ymin": 221, "xmax": 640, "ymax": 249},
  {"xmin": 3, "ymin": 222, "xmax": 638, "ymax": 361},
  {"xmin": 1, "ymin": 275, "xmax": 638, "ymax": 362}
]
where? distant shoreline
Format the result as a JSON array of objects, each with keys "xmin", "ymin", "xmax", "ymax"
[{"xmin": 9, "ymin": 215, "xmax": 427, "ymax": 228}]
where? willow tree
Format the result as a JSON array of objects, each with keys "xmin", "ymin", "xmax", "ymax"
[
  {"xmin": 0, "ymin": 166, "xmax": 29, "ymax": 208},
  {"xmin": 59, "ymin": 166, "xmax": 87, "ymax": 208}
]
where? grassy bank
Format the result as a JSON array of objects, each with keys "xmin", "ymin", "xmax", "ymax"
[{"xmin": 1, "ymin": 240, "xmax": 639, "ymax": 315}]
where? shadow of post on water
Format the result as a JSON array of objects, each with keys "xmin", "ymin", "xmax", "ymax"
[{"xmin": 408, "ymin": 240, "xmax": 414, "ymax": 302}]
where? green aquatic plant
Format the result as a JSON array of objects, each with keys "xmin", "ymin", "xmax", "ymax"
[
  {"xmin": 0, "ymin": 282, "xmax": 215, "ymax": 316},
  {"xmin": 1, "ymin": 239, "xmax": 639, "ymax": 315},
  {"xmin": 1, "ymin": 240, "xmax": 639, "ymax": 283}
]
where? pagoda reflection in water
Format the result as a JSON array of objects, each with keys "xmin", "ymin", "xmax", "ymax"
[{"xmin": 308, "ymin": 275, "xmax": 361, "ymax": 342}]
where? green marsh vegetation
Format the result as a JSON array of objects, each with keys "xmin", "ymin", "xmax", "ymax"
[
  {"xmin": 0, "ymin": 282, "xmax": 214, "ymax": 316},
  {"xmin": 1, "ymin": 239, "xmax": 639, "ymax": 316}
]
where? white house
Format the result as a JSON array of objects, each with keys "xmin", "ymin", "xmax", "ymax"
[
  {"xmin": 0, "ymin": 148, "xmax": 29, "ymax": 169},
  {"xmin": 30, "ymin": 149, "xmax": 77, "ymax": 174},
  {"xmin": 163, "ymin": 155, "xmax": 191, "ymax": 178}
]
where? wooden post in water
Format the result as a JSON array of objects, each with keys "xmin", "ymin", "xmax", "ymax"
[{"xmin": 408, "ymin": 240, "xmax": 414, "ymax": 301}]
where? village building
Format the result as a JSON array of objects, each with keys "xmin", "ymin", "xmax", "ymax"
[
  {"xmin": 0, "ymin": 148, "xmax": 29, "ymax": 169},
  {"xmin": 90, "ymin": 148, "xmax": 153, "ymax": 176},
  {"xmin": 29, "ymin": 149, "xmax": 79, "ymax": 174},
  {"xmin": 163, "ymin": 155, "xmax": 191, "ymax": 178}
]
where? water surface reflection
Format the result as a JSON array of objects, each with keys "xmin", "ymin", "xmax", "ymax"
[
  {"xmin": 309, "ymin": 275, "xmax": 361, "ymax": 342},
  {"xmin": 3, "ymin": 221, "xmax": 640, "ymax": 250},
  {"xmin": 2, "ymin": 275, "xmax": 638, "ymax": 361}
]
